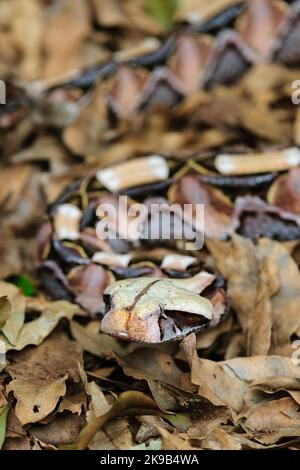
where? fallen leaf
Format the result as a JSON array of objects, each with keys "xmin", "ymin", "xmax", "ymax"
[
  {"xmin": 2, "ymin": 300, "xmax": 78, "ymax": 351},
  {"xmin": 68, "ymin": 264, "xmax": 110, "ymax": 315},
  {"xmin": 89, "ymin": 418, "xmax": 133, "ymax": 450},
  {"xmin": 207, "ymin": 235, "xmax": 259, "ymax": 331},
  {"xmin": 6, "ymin": 332, "xmax": 83, "ymax": 424},
  {"xmin": 268, "ymin": 168, "xmax": 300, "ymax": 215},
  {"xmin": 117, "ymin": 347, "xmax": 194, "ymax": 391},
  {"xmin": 241, "ymin": 397, "xmax": 300, "ymax": 445},
  {"xmin": 70, "ymin": 320, "xmax": 130, "ymax": 357},
  {"xmin": 58, "ymin": 382, "xmax": 87, "ymax": 415},
  {"xmin": 3, "ymin": 436, "xmax": 32, "ymax": 451},
  {"xmin": 86, "ymin": 381, "xmax": 111, "ymax": 421},
  {"xmin": 246, "ymin": 256, "xmax": 280, "ymax": 356},
  {"xmin": 169, "ymin": 173, "xmax": 234, "ymax": 239},
  {"xmin": 201, "ymin": 427, "xmax": 242, "ymax": 450},
  {"xmin": 175, "ymin": 0, "xmax": 239, "ymax": 23},
  {"xmin": 11, "ymin": 0, "xmax": 43, "ymax": 79},
  {"xmin": 187, "ymin": 406, "xmax": 229, "ymax": 439},
  {"xmin": 7, "ymin": 376, "xmax": 67, "ymax": 426},
  {"xmin": 156, "ymin": 427, "xmax": 199, "ymax": 450},
  {"xmin": 0, "ymin": 282, "xmax": 25, "ymax": 345},
  {"xmin": 181, "ymin": 334, "xmax": 300, "ymax": 415},
  {"xmin": 29, "ymin": 413, "xmax": 86, "ymax": 447},
  {"xmin": 208, "ymin": 236, "xmax": 300, "ymax": 353},
  {"xmin": 43, "ymin": 0, "xmax": 91, "ymax": 78}
]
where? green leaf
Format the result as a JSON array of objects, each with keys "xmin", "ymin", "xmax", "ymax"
[
  {"xmin": 0, "ymin": 405, "xmax": 9, "ymax": 449},
  {"xmin": 144, "ymin": 0, "xmax": 177, "ymax": 30},
  {"xmin": 10, "ymin": 276, "xmax": 36, "ymax": 297}
]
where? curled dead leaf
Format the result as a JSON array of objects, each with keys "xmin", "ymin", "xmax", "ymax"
[
  {"xmin": 169, "ymin": 173, "xmax": 234, "ymax": 239},
  {"xmin": 267, "ymin": 168, "xmax": 300, "ymax": 215},
  {"xmin": 181, "ymin": 333, "xmax": 300, "ymax": 417},
  {"xmin": 7, "ymin": 333, "xmax": 83, "ymax": 425},
  {"xmin": 2, "ymin": 300, "xmax": 79, "ymax": 352},
  {"xmin": 208, "ymin": 235, "xmax": 300, "ymax": 353},
  {"xmin": 68, "ymin": 263, "xmax": 111, "ymax": 315}
]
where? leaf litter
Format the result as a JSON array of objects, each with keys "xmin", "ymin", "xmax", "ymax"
[{"xmin": 2, "ymin": 0, "xmax": 300, "ymax": 451}]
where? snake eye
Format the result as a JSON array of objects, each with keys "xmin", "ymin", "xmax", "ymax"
[{"xmin": 103, "ymin": 294, "xmax": 112, "ymax": 315}]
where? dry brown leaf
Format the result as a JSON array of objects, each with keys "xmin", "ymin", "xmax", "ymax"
[
  {"xmin": 68, "ymin": 264, "xmax": 110, "ymax": 315},
  {"xmin": 157, "ymin": 427, "xmax": 199, "ymax": 450},
  {"xmin": 63, "ymin": 86, "xmax": 108, "ymax": 157},
  {"xmin": 10, "ymin": 135, "xmax": 70, "ymax": 171},
  {"xmin": 0, "ymin": 164, "xmax": 46, "ymax": 279},
  {"xmin": 268, "ymin": 168, "xmax": 300, "ymax": 215},
  {"xmin": 43, "ymin": 0, "xmax": 91, "ymax": 78},
  {"xmin": 175, "ymin": 0, "xmax": 239, "ymax": 23},
  {"xmin": 241, "ymin": 397, "xmax": 300, "ymax": 445},
  {"xmin": 89, "ymin": 419, "xmax": 132, "ymax": 450},
  {"xmin": 208, "ymin": 236, "xmax": 300, "ymax": 353},
  {"xmin": 70, "ymin": 320, "xmax": 131, "ymax": 357},
  {"xmin": 258, "ymin": 239, "xmax": 300, "ymax": 352},
  {"xmin": 117, "ymin": 347, "xmax": 195, "ymax": 392},
  {"xmin": 29, "ymin": 413, "xmax": 86, "ymax": 447},
  {"xmin": 200, "ymin": 427, "xmax": 242, "ymax": 450},
  {"xmin": 7, "ymin": 376, "xmax": 67, "ymax": 426},
  {"xmin": 6, "ymin": 332, "xmax": 83, "ymax": 424},
  {"xmin": 92, "ymin": 0, "xmax": 129, "ymax": 28},
  {"xmin": 207, "ymin": 235, "xmax": 259, "ymax": 332},
  {"xmin": 181, "ymin": 334, "xmax": 300, "ymax": 415},
  {"xmin": 0, "ymin": 282, "xmax": 25, "ymax": 346},
  {"xmin": 11, "ymin": 0, "xmax": 43, "ymax": 79},
  {"xmin": 3, "ymin": 436, "xmax": 32, "ymax": 451},
  {"xmin": 3, "ymin": 300, "xmax": 79, "ymax": 351},
  {"xmin": 181, "ymin": 334, "xmax": 246, "ymax": 412},
  {"xmin": 247, "ymin": 256, "xmax": 280, "ymax": 356},
  {"xmin": 187, "ymin": 407, "xmax": 230, "ymax": 440},
  {"xmin": 196, "ymin": 315, "xmax": 233, "ymax": 350},
  {"xmin": 169, "ymin": 173, "xmax": 234, "ymax": 240},
  {"xmin": 58, "ymin": 383, "xmax": 87, "ymax": 415}
]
